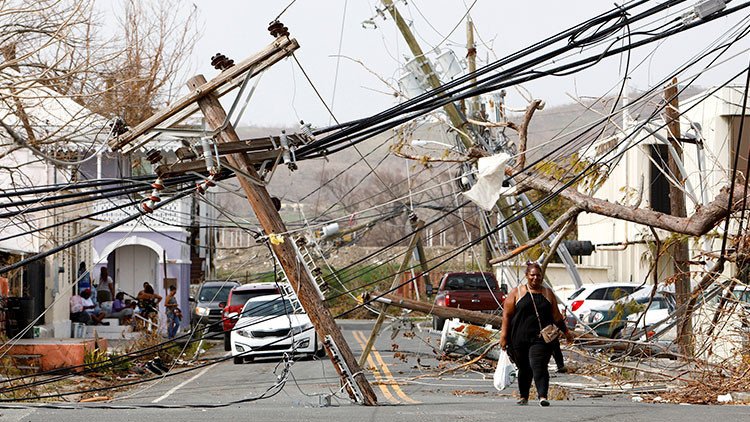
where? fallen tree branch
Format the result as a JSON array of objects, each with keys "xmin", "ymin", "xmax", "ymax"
[
  {"xmin": 518, "ymin": 171, "xmax": 748, "ymax": 236},
  {"xmin": 515, "ymin": 99, "xmax": 544, "ymax": 172}
]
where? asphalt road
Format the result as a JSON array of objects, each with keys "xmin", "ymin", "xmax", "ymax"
[{"xmin": 1, "ymin": 320, "xmax": 748, "ymax": 421}]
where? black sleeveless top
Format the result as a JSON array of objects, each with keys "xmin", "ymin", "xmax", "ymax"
[{"xmin": 510, "ymin": 287, "xmax": 555, "ymax": 345}]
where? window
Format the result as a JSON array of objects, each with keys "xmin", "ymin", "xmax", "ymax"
[
  {"xmin": 587, "ymin": 288, "xmax": 607, "ymax": 300},
  {"xmin": 199, "ymin": 285, "xmax": 234, "ymax": 302},
  {"xmin": 604, "ymin": 287, "xmax": 635, "ymax": 301},
  {"xmin": 443, "ymin": 274, "xmax": 497, "ymax": 290},
  {"xmin": 230, "ymin": 289, "xmax": 279, "ymax": 306},
  {"xmin": 242, "ymin": 298, "xmax": 296, "ymax": 316},
  {"xmin": 648, "ymin": 144, "xmax": 671, "ymax": 214},
  {"xmin": 567, "ymin": 288, "xmax": 586, "ymax": 301},
  {"xmin": 731, "ymin": 116, "xmax": 750, "ymax": 182}
]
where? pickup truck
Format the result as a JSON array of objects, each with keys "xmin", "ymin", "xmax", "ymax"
[{"xmin": 428, "ymin": 272, "xmax": 506, "ymax": 330}]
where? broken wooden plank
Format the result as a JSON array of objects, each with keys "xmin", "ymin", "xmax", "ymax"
[
  {"xmin": 365, "ymin": 291, "xmax": 503, "ymax": 328},
  {"xmin": 110, "ymin": 36, "xmax": 300, "ymax": 152}
]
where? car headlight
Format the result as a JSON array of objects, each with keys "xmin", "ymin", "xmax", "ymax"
[
  {"xmin": 291, "ymin": 322, "xmax": 313, "ymax": 336},
  {"xmin": 195, "ymin": 306, "xmax": 210, "ymax": 316},
  {"xmin": 588, "ymin": 311, "xmax": 604, "ymax": 324},
  {"xmin": 295, "ymin": 338, "xmax": 310, "ymax": 348},
  {"xmin": 237, "ymin": 329, "xmax": 253, "ymax": 338}
]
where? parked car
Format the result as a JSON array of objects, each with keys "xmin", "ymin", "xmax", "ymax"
[
  {"xmin": 191, "ymin": 280, "xmax": 240, "ymax": 333},
  {"xmin": 585, "ymin": 292, "xmax": 674, "ymax": 338},
  {"xmin": 564, "ymin": 282, "xmax": 646, "ymax": 328},
  {"xmin": 428, "ymin": 272, "xmax": 506, "ymax": 331},
  {"xmin": 230, "ymin": 294, "xmax": 323, "ymax": 364},
  {"xmin": 221, "ymin": 282, "xmax": 282, "ymax": 351}
]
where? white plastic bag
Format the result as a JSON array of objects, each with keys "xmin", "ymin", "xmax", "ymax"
[{"xmin": 493, "ymin": 349, "xmax": 516, "ymax": 390}]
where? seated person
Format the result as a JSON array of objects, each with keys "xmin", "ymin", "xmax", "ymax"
[
  {"xmin": 80, "ymin": 289, "xmax": 107, "ymax": 325},
  {"xmin": 70, "ymin": 291, "xmax": 91, "ymax": 325},
  {"xmin": 109, "ymin": 292, "xmax": 135, "ymax": 324}
]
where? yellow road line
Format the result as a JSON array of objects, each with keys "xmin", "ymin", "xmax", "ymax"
[
  {"xmin": 370, "ymin": 343, "xmax": 420, "ymax": 404},
  {"xmin": 353, "ymin": 330, "xmax": 419, "ymax": 404},
  {"xmin": 351, "ymin": 330, "xmax": 399, "ymax": 404}
]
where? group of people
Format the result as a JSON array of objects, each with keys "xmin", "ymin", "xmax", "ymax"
[
  {"xmin": 135, "ymin": 281, "xmax": 182, "ymax": 339},
  {"xmin": 70, "ymin": 262, "xmax": 182, "ymax": 339}
]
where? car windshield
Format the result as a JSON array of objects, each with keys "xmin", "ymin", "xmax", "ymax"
[
  {"xmin": 199, "ymin": 285, "xmax": 233, "ymax": 302},
  {"xmin": 230, "ymin": 289, "xmax": 278, "ymax": 306},
  {"xmin": 242, "ymin": 298, "xmax": 295, "ymax": 317},
  {"xmin": 443, "ymin": 275, "xmax": 497, "ymax": 290}
]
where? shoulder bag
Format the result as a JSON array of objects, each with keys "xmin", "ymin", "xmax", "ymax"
[{"xmin": 528, "ymin": 287, "xmax": 561, "ymax": 343}]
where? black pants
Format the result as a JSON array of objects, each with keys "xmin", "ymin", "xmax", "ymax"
[{"xmin": 512, "ymin": 338, "xmax": 552, "ymax": 399}]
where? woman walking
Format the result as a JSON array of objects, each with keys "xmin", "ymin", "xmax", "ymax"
[{"xmin": 500, "ymin": 262, "xmax": 573, "ymax": 406}]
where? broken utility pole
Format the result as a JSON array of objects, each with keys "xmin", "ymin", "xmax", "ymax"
[
  {"xmin": 108, "ymin": 31, "xmax": 376, "ymax": 405},
  {"xmin": 189, "ymin": 73, "xmax": 377, "ymax": 405}
]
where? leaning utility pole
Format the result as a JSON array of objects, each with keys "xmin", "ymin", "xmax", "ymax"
[
  {"xmin": 188, "ymin": 73, "xmax": 377, "ymax": 405},
  {"xmin": 383, "ymin": 0, "xmax": 584, "ymax": 289},
  {"xmin": 664, "ymin": 78, "xmax": 692, "ymax": 357},
  {"xmin": 107, "ymin": 31, "xmax": 378, "ymax": 404}
]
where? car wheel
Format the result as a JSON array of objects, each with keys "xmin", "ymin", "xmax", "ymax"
[
  {"xmin": 432, "ymin": 316, "xmax": 445, "ymax": 331},
  {"xmin": 314, "ymin": 345, "xmax": 327, "ymax": 359},
  {"xmin": 224, "ymin": 332, "xmax": 231, "ymax": 351},
  {"xmin": 233, "ymin": 356, "xmax": 243, "ymax": 365}
]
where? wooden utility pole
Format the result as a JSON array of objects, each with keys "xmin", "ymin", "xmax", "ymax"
[
  {"xmin": 384, "ymin": 0, "xmax": 500, "ymax": 270},
  {"xmin": 466, "ymin": 18, "xmax": 479, "ymax": 119},
  {"xmin": 664, "ymin": 78, "xmax": 692, "ymax": 357},
  {"xmin": 466, "ymin": 17, "xmax": 492, "ymax": 272},
  {"xmin": 358, "ymin": 220, "xmax": 424, "ymax": 366},
  {"xmin": 411, "ymin": 218, "xmax": 432, "ymax": 289},
  {"xmin": 188, "ymin": 75, "xmax": 377, "ymax": 405}
]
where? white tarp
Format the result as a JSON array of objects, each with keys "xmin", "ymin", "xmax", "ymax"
[{"xmin": 462, "ymin": 153, "xmax": 515, "ymax": 211}]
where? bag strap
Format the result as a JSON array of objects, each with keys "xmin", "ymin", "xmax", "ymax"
[{"xmin": 527, "ymin": 284, "xmax": 545, "ymax": 333}]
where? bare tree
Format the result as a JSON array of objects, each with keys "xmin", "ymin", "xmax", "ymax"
[{"xmin": 0, "ymin": 0, "xmax": 199, "ymax": 158}]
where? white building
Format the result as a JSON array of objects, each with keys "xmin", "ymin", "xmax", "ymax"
[
  {"xmin": 578, "ymin": 83, "xmax": 747, "ymax": 287},
  {"xmin": 0, "ymin": 69, "xmax": 212, "ymax": 337}
]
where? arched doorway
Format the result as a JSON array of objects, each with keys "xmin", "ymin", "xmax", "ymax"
[{"xmin": 113, "ymin": 245, "xmax": 159, "ymax": 298}]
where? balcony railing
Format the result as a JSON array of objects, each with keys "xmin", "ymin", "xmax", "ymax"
[{"xmin": 92, "ymin": 196, "xmax": 192, "ymax": 231}]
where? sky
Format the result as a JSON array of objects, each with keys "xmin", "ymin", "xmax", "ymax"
[{"xmin": 105, "ymin": 0, "xmax": 750, "ymax": 128}]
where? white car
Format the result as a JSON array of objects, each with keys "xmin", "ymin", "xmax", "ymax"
[
  {"xmin": 625, "ymin": 299, "xmax": 675, "ymax": 339},
  {"xmin": 564, "ymin": 282, "xmax": 646, "ymax": 326},
  {"xmin": 230, "ymin": 294, "xmax": 323, "ymax": 364}
]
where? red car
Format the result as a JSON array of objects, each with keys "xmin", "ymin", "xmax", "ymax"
[
  {"xmin": 429, "ymin": 272, "xmax": 506, "ymax": 330},
  {"xmin": 221, "ymin": 283, "xmax": 281, "ymax": 350}
]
